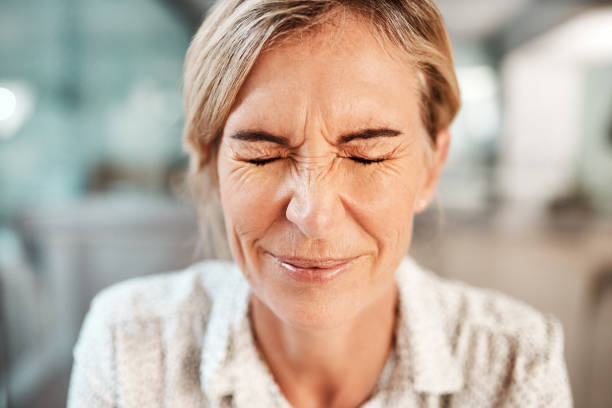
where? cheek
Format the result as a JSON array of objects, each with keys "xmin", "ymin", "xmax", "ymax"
[
  {"xmin": 345, "ymin": 161, "xmax": 422, "ymax": 246},
  {"xmin": 217, "ymin": 160, "xmax": 286, "ymax": 253}
]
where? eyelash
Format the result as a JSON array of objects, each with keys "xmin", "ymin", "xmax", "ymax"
[
  {"xmin": 246, "ymin": 157, "xmax": 386, "ymax": 166},
  {"xmin": 246, "ymin": 158, "xmax": 281, "ymax": 166},
  {"xmin": 349, "ymin": 157, "xmax": 386, "ymax": 165}
]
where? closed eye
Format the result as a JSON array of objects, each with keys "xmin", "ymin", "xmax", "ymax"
[
  {"xmin": 349, "ymin": 156, "xmax": 386, "ymax": 165},
  {"xmin": 246, "ymin": 156, "xmax": 386, "ymax": 166},
  {"xmin": 246, "ymin": 157, "xmax": 281, "ymax": 166}
]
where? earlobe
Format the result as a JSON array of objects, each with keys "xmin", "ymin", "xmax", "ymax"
[{"xmin": 415, "ymin": 198, "xmax": 429, "ymax": 213}]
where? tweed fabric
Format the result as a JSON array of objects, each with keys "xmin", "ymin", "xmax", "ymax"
[{"xmin": 67, "ymin": 257, "xmax": 573, "ymax": 407}]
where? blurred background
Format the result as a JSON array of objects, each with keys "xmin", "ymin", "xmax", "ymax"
[{"xmin": 0, "ymin": 0, "xmax": 611, "ymax": 406}]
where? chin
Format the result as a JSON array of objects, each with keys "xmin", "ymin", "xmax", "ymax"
[
  {"xmin": 266, "ymin": 290, "xmax": 365, "ymax": 331},
  {"xmin": 251, "ymin": 271, "xmax": 379, "ymax": 332},
  {"xmin": 242, "ymin": 246, "xmax": 397, "ymax": 330}
]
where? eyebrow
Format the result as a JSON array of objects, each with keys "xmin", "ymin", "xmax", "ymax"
[
  {"xmin": 230, "ymin": 130, "xmax": 289, "ymax": 145},
  {"xmin": 230, "ymin": 128, "xmax": 402, "ymax": 145},
  {"xmin": 338, "ymin": 128, "xmax": 402, "ymax": 143}
]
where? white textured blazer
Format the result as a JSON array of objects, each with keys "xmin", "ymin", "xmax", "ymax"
[{"xmin": 67, "ymin": 256, "xmax": 573, "ymax": 407}]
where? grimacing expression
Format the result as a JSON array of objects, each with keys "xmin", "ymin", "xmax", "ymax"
[{"xmin": 216, "ymin": 16, "xmax": 448, "ymax": 330}]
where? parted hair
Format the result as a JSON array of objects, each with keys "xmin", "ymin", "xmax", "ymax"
[{"xmin": 182, "ymin": 0, "xmax": 461, "ymax": 177}]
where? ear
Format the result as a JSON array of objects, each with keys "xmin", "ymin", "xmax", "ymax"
[{"xmin": 415, "ymin": 128, "xmax": 451, "ymax": 214}]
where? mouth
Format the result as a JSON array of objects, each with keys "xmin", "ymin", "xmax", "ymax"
[{"xmin": 266, "ymin": 253, "xmax": 358, "ymax": 284}]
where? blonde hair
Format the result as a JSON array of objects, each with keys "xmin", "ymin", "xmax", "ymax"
[{"xmin": 182, "ymin": 0, "xmax": 460, "ymax": 176}]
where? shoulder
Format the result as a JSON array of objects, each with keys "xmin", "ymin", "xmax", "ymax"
[
  {"xmin": 435, "ymin": 270, "xmax": 563, "ymax": 358},
  {"xmin": 411, "ymin": 260, "xmax": 571, "ymax": 402},
  {"xmin": 397, "ymin": 259, "xmax": 571, "ymax": 404},
  {"xmin": 86, "ymin": 259, "xmax": 241, "ymax": 325},
  {"xmin": 400, "ymin": 258, "xmax": 567, "ymax": 377},
  {"xmin": 69, "ymin": 260, "xmax": 242, "ymax": 406}
]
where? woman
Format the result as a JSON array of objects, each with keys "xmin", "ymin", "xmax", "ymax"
[{"xmin": 68, "ymin": 0, "xmax": 573, "ymax": 407}]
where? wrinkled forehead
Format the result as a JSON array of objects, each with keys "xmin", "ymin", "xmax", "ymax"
[{"xmin": 226, "ymin": 12, "xmax": 423, "ymax": 138}]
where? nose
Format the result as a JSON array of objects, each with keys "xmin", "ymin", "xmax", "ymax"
[{"xmin": 285, "ymin": 169, "xmax": 345, "ymax": 239}]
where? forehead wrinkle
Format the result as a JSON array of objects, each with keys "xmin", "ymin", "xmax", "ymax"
[
  {"xmin": 228, "ymin": 8, "xmax": 426, "ymax": 156},
  {"xmin": 289, "ymin": 153, "xmax": 343, "ymax": 188},
  {"xmin": 291, "ymin": 100, "xmax": 339, "ymax": 150}
]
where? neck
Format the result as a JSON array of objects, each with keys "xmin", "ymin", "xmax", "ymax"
[{"xmin": 249, "ymin": 283, "xmax": 399, "ymax": 408}]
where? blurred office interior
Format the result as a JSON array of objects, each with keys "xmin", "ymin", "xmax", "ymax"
[{"xmin": 1, "ymin": 0, "xmax": 611, "ymax": 407}]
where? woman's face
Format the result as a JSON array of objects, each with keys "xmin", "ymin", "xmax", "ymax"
[{"xmin": 217, "ymin": 16, "xmax": 448, "ymax": 330}]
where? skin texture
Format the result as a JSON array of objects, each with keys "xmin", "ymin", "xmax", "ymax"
[{"xmin": 216, "ymin": 12, "xmax": 450, "ymax": 408}]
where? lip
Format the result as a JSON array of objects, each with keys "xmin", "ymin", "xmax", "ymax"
[{"xmin": 267, "ymin": 253, "xmax": 358, "ymax": 284}]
